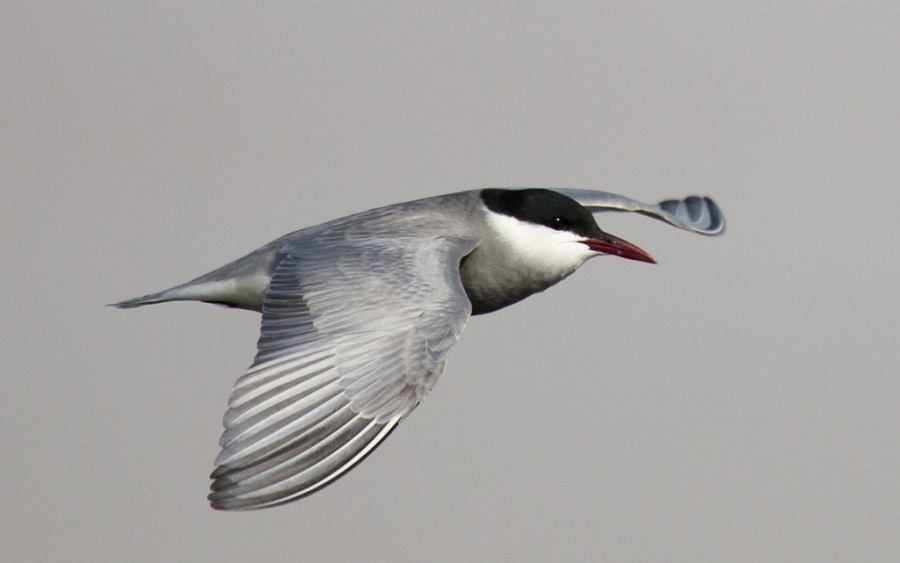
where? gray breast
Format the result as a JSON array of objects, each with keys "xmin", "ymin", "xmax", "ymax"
[{"xmin": 459, "ymin": 243, "xmax": 576, "ymax": 315}]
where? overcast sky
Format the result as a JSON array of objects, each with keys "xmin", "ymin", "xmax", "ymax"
[{"xmin": 3, "ymin": 2, "xmax": 899, "ymax": 561}]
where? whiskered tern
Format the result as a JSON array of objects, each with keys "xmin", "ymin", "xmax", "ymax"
[{"xmin": 114, "ymin": 187, "xmax": 725, "ymax": 510}]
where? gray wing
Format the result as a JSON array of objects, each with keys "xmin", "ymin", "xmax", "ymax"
[
  {"xmin": 208, "ymin": 235, "xmax": 477, "ymax": 510},
  {"xmin": 549, "ymin": 188, "xmax": 725, "ymax": 236}
]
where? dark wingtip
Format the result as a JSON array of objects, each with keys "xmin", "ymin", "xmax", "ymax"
[{"xmin": 656, "ymin": 196, "xmax": 726, "ymax": 236}]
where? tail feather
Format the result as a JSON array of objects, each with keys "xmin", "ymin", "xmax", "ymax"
[
  {"xmin": 110, "ymin": 290, "xmax": 180, "ymax": 309},
  {"xmin": 111, "ymin": 276, "xmax": 267, "ymax": 311}
]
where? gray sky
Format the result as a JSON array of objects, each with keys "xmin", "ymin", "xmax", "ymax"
[{"xmin": 3, "ymin": 2, "xmax": 899, "ymax": 561}]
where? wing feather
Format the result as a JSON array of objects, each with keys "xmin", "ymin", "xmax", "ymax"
[
  {"xmin": 549, "ymin": 188, "xmax": 726, "ymax": 235},
  {"xmin": 209, "ymin": 235, "xmax": 475, "ymax": 510}
]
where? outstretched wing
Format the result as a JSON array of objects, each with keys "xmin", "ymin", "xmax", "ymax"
[
  {"xmin": 549, "ymin": 188, "xmax": 725, "ymax": 236},
  {"xmin": 209, "ymin": 235, "xmax": 477, "ymax": 510}
]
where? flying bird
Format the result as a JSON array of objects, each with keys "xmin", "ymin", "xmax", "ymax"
[{"xmin": 114, "ymin": 188, "xmax": 725, "ymax": 510}]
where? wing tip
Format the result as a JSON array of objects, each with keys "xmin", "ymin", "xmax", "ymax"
[
  {"xmin": 657, "ymin": 195, "xmax": 726, "ymax": 236},
  {"xmin": 207, "ymin": 419, "xmax": 400, "ymax": 511}
]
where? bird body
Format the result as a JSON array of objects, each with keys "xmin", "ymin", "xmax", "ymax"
[{"xmin": 114, "ymin": 187, "xmax": 724, "ymax": 509}]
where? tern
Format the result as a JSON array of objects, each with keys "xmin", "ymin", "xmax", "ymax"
[{"xmin": 114, "ymin": 187, "xmax": 724, "ymax": 510}]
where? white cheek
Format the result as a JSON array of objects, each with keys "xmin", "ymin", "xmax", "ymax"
[{"xmin": 486, "ymin": 213, "xmax": 595, "ymax": 273}]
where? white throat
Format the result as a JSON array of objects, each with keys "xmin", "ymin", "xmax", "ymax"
[{"xmin": 485, "ymin": 211, "xmax": 597, "ymax": 278}]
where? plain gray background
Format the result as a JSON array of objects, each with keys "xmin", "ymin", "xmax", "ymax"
[{"xmin": 3, "ymin": 2, "xmax": 898, "ymax": 561}]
